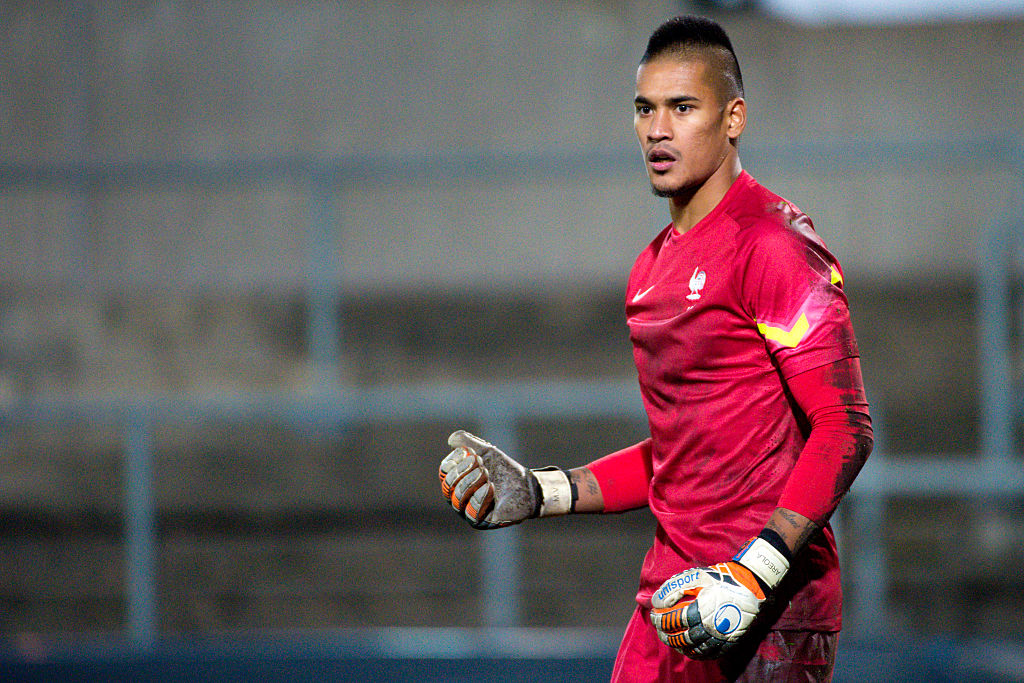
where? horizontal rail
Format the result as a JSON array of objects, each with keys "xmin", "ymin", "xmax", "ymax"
[
  {"xmin": 851, "ymin": 454, "xmax": 1024, "ymax": 496},
  {"xmin": 1, "ymin": 136, "xmax": 1021, "ymax": 190},
  {"xmin": 0, "ymin": 378, "xmax": 646, "ymax": 426}
]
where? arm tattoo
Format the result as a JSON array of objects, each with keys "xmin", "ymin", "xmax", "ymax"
[
  {"xmin": 766, "ymin": 508, "xmax": 818, "ymax": 553},
  {"xmin": 570, "ymin": 469, "xmax": 600, "ymax": 497}
]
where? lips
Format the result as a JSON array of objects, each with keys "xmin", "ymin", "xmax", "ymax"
[{"xmin": 647, "ymin": 147, "xmax": 676, "ymax": 173}]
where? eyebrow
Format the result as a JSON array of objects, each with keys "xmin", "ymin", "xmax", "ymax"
[{"xmin": 633, "ymin": 94, "xmax": 701, "ymax": 106}]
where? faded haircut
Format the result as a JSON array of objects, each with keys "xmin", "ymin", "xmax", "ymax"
[{"xmin": 641, "ymin": 15, "xmax": 744, "ymax": 103}]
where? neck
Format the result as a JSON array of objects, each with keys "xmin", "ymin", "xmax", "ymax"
[{"xmin": 669, "ymin": 153, "xmax": 742, "ymax": 234}]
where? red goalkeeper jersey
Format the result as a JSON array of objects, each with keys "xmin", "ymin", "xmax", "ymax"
[{"xmin": 626, "ymin": 171, "xmax": 859, "ymax": 631}]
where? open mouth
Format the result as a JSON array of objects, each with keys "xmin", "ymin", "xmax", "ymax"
[{"xmin": 647, "ymin": 148, "xmax": 676, "ymax": 172}]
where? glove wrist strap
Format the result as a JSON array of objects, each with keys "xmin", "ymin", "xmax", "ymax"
[
  {"xmin": 530, "ymin": 467, "xmax": 576, "ymax": 517},
  {"xmin": 734, "ymin": 536, "xmax": 790, "ymax": 592}
]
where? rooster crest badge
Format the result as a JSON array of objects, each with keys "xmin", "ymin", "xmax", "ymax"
[{"xmin": 687, "ymin": 266, "xmax": 706, "ymax": 301}]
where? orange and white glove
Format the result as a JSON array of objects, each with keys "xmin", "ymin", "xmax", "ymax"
[
  {"xmin": 649, "ymin": 535, "xmax": 790, "ymax": 659},
  {"xmin": 439, "ymin": 430, "xmax": 576, "ymax": 530}
]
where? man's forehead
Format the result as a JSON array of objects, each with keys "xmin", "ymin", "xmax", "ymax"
[{"xmin": 635, "ymin": 56, "xmax": 712, "ymax": 96}]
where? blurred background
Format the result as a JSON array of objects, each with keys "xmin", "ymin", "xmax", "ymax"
[{"xmin": 1, "ymin": 0, "xmax": 1022, "ymax": 680}]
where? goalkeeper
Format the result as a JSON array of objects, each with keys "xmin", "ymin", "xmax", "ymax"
[{"xmin": 439, "ymin": 15, "xmax": 872, "ymax": 683}]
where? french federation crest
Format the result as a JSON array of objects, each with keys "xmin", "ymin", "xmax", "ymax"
[{"xmin": 687, "ymin": 267, "xmax": 706, "ymax": 301}]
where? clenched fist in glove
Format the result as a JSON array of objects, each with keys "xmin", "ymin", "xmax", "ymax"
[
  {"xmin": 439, "ymin": 430, "xmax": 576, "ymax": 530},
  {"xmin": 650, "ymin": 534, "xmax": 791, "ymax": 659}
]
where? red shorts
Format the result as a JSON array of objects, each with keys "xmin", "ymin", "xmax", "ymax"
[{"xmin": 610, "ymin": 605, "xmax": 837, "ymax": 682}]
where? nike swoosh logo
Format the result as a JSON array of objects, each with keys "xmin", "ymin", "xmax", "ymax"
[{"xmin": 632, "ymin": 285, "xmax": 656, "ymax": 303}]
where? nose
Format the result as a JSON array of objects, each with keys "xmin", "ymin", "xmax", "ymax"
[{"xmin": 647, "ymin": 109, "xmax": 672, "ymax": 141}]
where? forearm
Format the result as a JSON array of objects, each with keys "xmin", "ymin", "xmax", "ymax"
[
  {"xmin": 763, "ymin": 506, "xmax": 818, "ymax": 556},
  {"xmin": 562, "ymin": 436, "xmax": 654, "ymax": 513},
  {"xmin": 584, "ymin": 438, "xmax": 654, "ymax": 513},
  {"xmin": 568, "ymin": 466, "xmax": 605, "ymax": 513},
  {"xmin": 526, "ymin": 437, "xmax": 653, "ymax": 516},
  {"xmin": 769, "ymin": 357, "xmax": 873, "ymax": 553},
  {"xmin": 776, "ymin": 404, "xmax": 873, "ymax": 527}
]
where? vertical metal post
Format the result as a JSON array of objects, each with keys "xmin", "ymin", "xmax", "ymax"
[
  {"xmin": 477, "ymin": 402, "xmax": 522, "ymax": 627},
  {"xmin": 307, "ymin": 167, "xmax": 341, "ymax": 392},
  {"xmin": 125, "ymin": 408, "xmax": 157, "ymax": 650},
  {"xmin": 844, "ymin": 491, "xmax": 886, "ymax": 640},
  {"xmin": 978, "ymin": 215, "xmax": 1014, "ymax": 467},
  {"xmin": 843, "ymin": 402, "xmax": 888, "ymax": 640},
  {"xmin": 971, "ymin": 150, "xmax": 1023, "ymax": 600},
  {"xmin": 64, "ymin": 0, "xmax": 94, "ymax": 288}
]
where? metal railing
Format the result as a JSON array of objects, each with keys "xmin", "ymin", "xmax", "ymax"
[
  {"xmin": 1, "ymin": 137, "xmax": 1022, "ymax": 651},
  {"xmin": 0, "ymin": 378, "xmax": 646, "ymax": 647}
]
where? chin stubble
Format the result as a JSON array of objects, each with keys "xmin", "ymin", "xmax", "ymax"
[{"xmin": 651, "ymin": 182, "xmax": 688, "ymax": 198}]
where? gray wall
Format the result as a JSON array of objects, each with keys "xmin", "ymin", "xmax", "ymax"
[{"xmin": 2, "ymin": 1, "xmax": 1022, "ymax": 290}]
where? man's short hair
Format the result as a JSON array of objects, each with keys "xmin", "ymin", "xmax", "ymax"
[{"xmin": 641, "ymin": 15, "xmax": 744, "ymax": 103}]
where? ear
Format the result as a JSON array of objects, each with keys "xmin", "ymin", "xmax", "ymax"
[{"xmin": 725, "ymin": 97, "xmax": 746, "ymax": 141}]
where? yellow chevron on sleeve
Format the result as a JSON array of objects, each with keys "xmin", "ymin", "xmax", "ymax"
[
  {"xmin": 757, "ymin": 313, "xmax": 810, "ymax": 348},
  {"xmin": 829, "ymin": 265, "xmax": 843, "ymax": 287}
]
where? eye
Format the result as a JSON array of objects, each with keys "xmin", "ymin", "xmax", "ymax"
[
  {"xmin": 635, "ymin": 105, "xmax": 652, "ymax": 116},
  {"xmin": 676, "ymin": 104, "xmax": 692, "ymax": 114}
]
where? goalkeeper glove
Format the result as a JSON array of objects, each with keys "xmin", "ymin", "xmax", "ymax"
[
  {"xmin": 649, "ymin": 534, "xmax": 791, "ymax": 659},
  {"xmin": 438, "ymin": 430, "xmax": 576, "ymax": 530}
]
